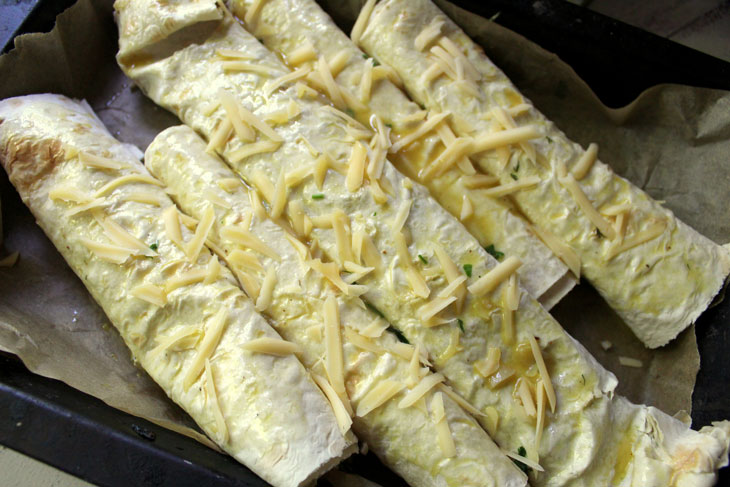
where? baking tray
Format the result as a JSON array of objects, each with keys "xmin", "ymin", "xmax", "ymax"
[{"xmin": 0, "ymin": 0, "xmax": 728, "ymax": 485}]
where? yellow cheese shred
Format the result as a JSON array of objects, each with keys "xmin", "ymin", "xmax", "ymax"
[
  {"xmin": 535, "ymin": 379, "xmax": 546, "ymax": 452},
  {"xmin": 355, "ymin": 380, "xmax": 405, "ymax": 418},
  {"xmin": 470, "ymin": 125, "xmax": 541, "ymax": 155},
  {"xmin": 183, "ymin": 308, "xmax": 228, "ymax": 390},
  {"xmin": 398, "ymin": 373, "xmax": 445, "ymax": 409},
  {"xmin": 414, "ymin": 18, "xmax": 444, "ymax": 51},
  {"xmin": 332, "ymin": 210, "xmax": 354, "ymax": 264},
  {"xmin": 571, "ymin": 142, "xmax": 598, "ymax": 180},
  {"xmin": 344, "ymin": 327, "xmax": 382, "ymax": 353},
  {"xmin": 462, "ymin": 174, "xmax": 499, "ymax": 189},
  {"xmin": 130, "ymin": 283, "xmax": 167, "ymax": 307},
  {"xmin": 605, "ymin": 219, "xmax": 667, "ymax": 260},
  {"xmin": 243, "ymin": 0, "xmax": 264, "ymax": 26},
  {"xmin": 250, "ymin": 169, "xmax": 275, "ymax": 204},
  {"xmin": 418, "ymin": 296, "xmax": 457, "ymax": 323},
  {"xmin": 221, "ymin": 61, "xmax": 276, "ymax": 76},
  {"xmin": 392, "ymin": 199, "xmax": 412, "ymax": 234},
  {"xmin": 204, "ymin": 359, "xmax": 229, "ymax": 445},
  {"xmin": 269, "ymin": 169, "xmax": 288, "ymax": 219},
  {"xmin": 185, "ymin": 205, "xmax": 215, "ymax": 263},
  {"xmin": 287, "ymin": 40, "xmax": 317, "ymax": 66},
  {"xmin": 475, "ymin": 347, "xmax": 501, "ymax": 378},
  {"xmin": 215, "ymin": 48, "xmax": 253, "ymax": 60},
  {"xmin": 324, "ymin": 296, "xmax": 353, "ymax": 415},
  {"xmin": 93, "ymin": 211, "xmax": 153, "ymax": 255},
  {"xmin": 79, "ymin": 151, "xmax": 130, "ymax": 171},
  {"xmin": 460, "ymin": 194, "xmax": 473, "ymax": 220},
  {"xmin": 430, "ymin": 392, "xmax": 456, "ymax": 458},
  {"xmin": 531, "ymin": 224, "xmax": 581, "ymax": 278},
  {"xmin": 217, "ymin": 178, "xmax": 241, "ymax": 193},
  {"xmin": 467, "ymin": 256, "xmax": 523, "ymax": 297},
  {"xmin": 618, "ymin": 356, "xmax": 644, "ymax": 368},
  {"xmin": 559, "ymin": 173, "xmax": 616, "ymax": 240},
  {"xmin": 317, "ymin": 56, "xmax": 346, "ymax": 110},
  {"xmin": 346, "ymin": 141, "xmax": 367, "ymax": 192},
  {"xmin": 328, "ymin": 49, "xmax": 352, "ymax": 78},
  {"xmin": 165, "ymin": 268, "xmax": 208, "ymax": 294},
  {"xmin": 148, "ymin": 326, "xmax": 200, "ymax": 361},
  {"xmin": 359, "ymin": 58, "xmax": 374, "ymax": 103},
  {"xmin": 49, "ymin": 185, "xmax": 90, "ymax": 203},
  {"xmin": 94, "ymin": 173, "xmax": 164, "ymax": 198},
  {"xmin": 515, "ymin": 377, "xmax": 536, "ymax": 417},
  {"xmin": 407, "ymin": 342, "xmax": 423, "ymax": 387},
  {"xmin": 390, "ymin": 111, "xmax": 450, "ymax": 153},
  {"xmin": 80, "ymin": 238, "xmax": 134, "ymax": 264},
  {"xmin": 253, "ymin": 266, "xmax": 277, "ymax": 312},
  {"xmin": 227, "ymin": 140, "xmax": 282, "ymax": 164},
  {"xmin": 312, "ymin": 373, "xmax": 353, "ymax": 436},
  {"xmin": 220, "ymin": 225, "xmax": 280, "ymax": 261},
  {"xmin": 528, "ymin": 335, "xmax": 557, "ymax": 413},
  {"xmin": 219, "ymin": 91, "xmax": 256, "ymax": 143},
  {"xmin": 351, "ymin": 0, "xmax": 376, "ymax": 46},
  {"xmin": 206, "ymin": 117, "xmax": 233, "ymax": 154},
  {"xmin": 433, "ymin": 244, "xmax": 466, "ymax": 313},
  {"xmin": 163, "ymin": 205, "xmax": 184, "ymax": 249},
  {"xmin": 502, "ymin": 450, "xmax": 544, "ymax": 473},
  {"xmin": 481, "ymin": 176, "xmax": 541, "ymax": 198},
  {"xmin": 241, "ymin": 337, "xmax": 302, "ymax": 356},
  {"xmin": 227, "ymin": 248, "xmax": 264, "ymax": 273}
]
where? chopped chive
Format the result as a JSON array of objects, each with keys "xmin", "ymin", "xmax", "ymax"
[
  {"xmin": 385, "ymin": 123, "xmax": 393, "ymax": 129},
  {"xmin": 149, "ymin": 242, "xmax": 158, "ymax": 251},
  {"xmin": 362, "ymin": 53, "xmax": 370, "ymax": 59},
  {"xmin": 485, "ymin": 244, "xmax": 504, "ymax": 260},
  {"xmin": 457, "ymin": 318, "xmax": 465, "ymax": 333},
  {"xmin": 312, "ymin": 193, "xmax": 325, "ymax": 200},
  {"xmin": 463, "ymin": 263, "xmax": 473, "ymax": 277},
  {"xmin": 546, "ymin": 136, "xmax": 553, "ymax": 143},
  {"xmin": 345, "ymin": 108, "xmax": 355, "ymax": 117},
  {"xmin": 373, "ymin": 59, "xmax": 380, "ymax": 66},
  {"xmin": 372, "ymin": 211, "xmax": 377, "ymax": 216},
  {"xmin": 510, "ymin": 173, "xmax": 518, "ymax": 180},
  {"xmin": 514, "ymin": 162, "xmax": 520, "ymax": 172},
  {"xmin": 418, "ymin": 254, "xmax": 428, "ymax": 264}
]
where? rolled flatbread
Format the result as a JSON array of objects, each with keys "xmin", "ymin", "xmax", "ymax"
[{"xmin": 0, "ymin": 93, "xmax": 356, "ymax": 487}]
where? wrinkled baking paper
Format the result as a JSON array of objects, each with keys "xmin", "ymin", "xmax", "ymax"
[{"xmin": 0, "ymin": 0, "xmax": 727, "ymax": 453}]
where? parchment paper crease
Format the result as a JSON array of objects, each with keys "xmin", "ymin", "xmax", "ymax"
[{"xmin": 0, "ymin": 0, "xmax": 727, "ymax": 453}]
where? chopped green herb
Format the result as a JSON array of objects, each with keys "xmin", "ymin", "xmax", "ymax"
[
  {"xmin": 595, "ymin": 228, "xmax": 604, "ymax": 238},
  {"xmin": 149, "ymin": 242, "xmax": 158, "ymax": 251},
  {"xmin": 513, "ymin": 446, "xmax": 532, "ymax": 474},
  {"xmin": 418, "ymin": 102, "xmax": 426, "ymax": 110},
  {"xmin": 514, "ymin": 162, "xmax": 520, "ymax": 172},
  {"xmin": 581, "ymin": 374, "xmax": 586, "ymax": 385},
  {"xmin": 362, "ymin": 53, "xmax": 370, "ymax": 59},
  {"xmin": 546, "ymin": 136, "xmax": 553, "ymax": 143},
  {"xmin": 418, "ymin": 254, "xmax": 428, "ymax": 264},
  {"xmin": 373, "ymin": 59, "xmax": 380, "ymax": 66},
  {"xmin": 457, "ymin": 318, "xmax": 465, "ymax": 333},
  {"xmin": 365, "ymin": 302, "xmax": 384, "ymax": 318},
  {"xmin": 385, "ymin": 123, "xmax": 393, "ymax": 129},
  {"xmin": 312, "ymin": 193, "xmax": 325, "ymax": 200},
  {"xmin": 510, "ymin": 173, "xmax": 518, "ymax": 180},
  {"xmin": 387, "ymin": 325, "xmax": 410, "ymax": 344},
  {"xmin": 372, "ymin": 211, "xmax": 377, "ymax": 216},
  {"xmin": 463, "ymin": 263, "xmax": 473, "ymax": 277},
  {"xmin": 345, "ymin": 108, "xmax": 356, "ymax": 117},
  {"xmin": 485, "ymin": 244, "xmax": 504, "ymax": 260}
]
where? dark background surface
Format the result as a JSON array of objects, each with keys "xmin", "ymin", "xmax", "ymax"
[{"xmin": 0, "ymin": 0, "xmax": 728, "ymax": 485}]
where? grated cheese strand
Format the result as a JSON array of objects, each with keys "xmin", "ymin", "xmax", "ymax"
[
  {"xmin": 407, "ymin": 342, "xmax": 423, "ymax": 387},
  {"xmin": 414, "ymin": 18, "xmax": 444, "ymax": 51},
  {"xmin": 462, "ymin": 174, "xmax": 499, "ymax": 189},
  {"xmin": 571, "ymin": 142, "xmax": 598, "ymax": 180},
  {"xmin": 324, "ymin": 296, "xmax": 352, "ymax": 414},
  {"xmin": 481, "ymin": 176, "xmax": 540, "ymax": 198},
  {"xmin": 243, "ymin": 0, "xmax": 265, "ymax": 26},
  {"xmin": 531, "ymin": 224, "xmax": 581, "ymax": 278},
  {"xmin": 355, "ymin": 380, "xmax": 405, "ymax": 417},
  {"xmin": 359, "ymin": 58, "xmax": 374, "ymax": 102},
  {"xmin": 398, "ymin": 373, "xmax": 445, "ymax": 409},
  {"xmin": 391, "ymin": 199, "xmax": 413, "ymax": 233},
  {"xmin": 163, "ymin": 205, "xmax": 184, "ymax": 249},
  {"xmin": 94, "ymin": 174, "xmax": 163, "ymax": 198},
  {"xmin": 207, "ymin": 117, "xmax": 233, "ymax": 153},
  {"xmin": 529, "ymin": 335, "xmax": 557, "ymax": 413},
  {"xmin": 241, "ymin": 337, "xmax": 302, "ymax": 356},
  {"xmin": 148, "ymin": 326, "xmax": 200, "ymax": 361},
  {"xmin": 619, "ymin": 356, "xmax": 644, "ymax": 368},
  {"xmin": 80, "ymin": 238, "xmax": 135, "ymax": 264},
  {"xmin": 346, "ymin": 141, "xmax": 367, "ymax": 192},
  {"xmin": 264, "ymin": 66, "xmax": 311, "ymax": 97},
  {"xmin": 460, "ymin": 194, "xmax": 473, "ymax": 220},
  {"xmin": 219, "ymin": 91, "xmax": 256, "ymax": 142},
  {"xmin": 165, "ymin": 268, "xmax": 208, "ymax": 293},
  {"xmin": 287, "ymin": 40, "xmax": 317, "ymax": 66},
  {"xmin": 516, "ymin": 378, "xmax": 536, "ymax": 417},
  {"xmin": 605, "ymin": 219, "xmax": 667, "ymax": 260},
  {"xmin": 254, "ymin": 267, "xmax": 277, "ymax": 312},
  {"xmin": 185, "ymin": 205, "xmax": 215, "ymax": 263},
  {"xmin": 559, "ymin": 174, "xmax": 616, "ymax": 239},
  {"xmin": 221, "ymin": 61, "xmax": 276, "ymax": 76},
  {"xmin": 79, "ymin": 151, "xmax": 130, "ymax": 171},
  {"xmin": 469, "ymin": 125, "xmax": 541, "ymax": 155},
  {"xmin": 390, "ymin": 111, "xmax": 450, "ymax": 153},
  {"xmin": 317, "ymin": 56, "xmax": 346, "ymax": 110},
  {"xmin": 183, "ymin": 308, "xmax": 228, "ymax": 390},
  {"xmin": 467, "ymin": 256, "xmax": 522, "ymax": 297},
  {"xmin": 474, "ymin": 347, "xmax": 501, "ymax": 378},
  {"xmin": 269, "ymin": 169, "xmax": 288, "ymax": 219},
  {"xmin": 311, "ymin": 373, "xmax": 353, "ymax": 436},
  {"xmin": 418, "ymin": 296, "xmax": 457, "ymax": 323},
  {"xmin": 430, "ymin": 392, "xmax": 456, "ymax": 458},
  {"xmin": 535, "ymin": 379, "xmax": 546, "ymax": 452},
  {"xmin": 227, "ymin": 140, "xmax": 282, "ymax": 164},
  {"xmin": 204, "ymin": 359, "xmax": 229, "ymax": 445},
  {"xmin": 351, "ymin": 0, "xmax": 377, "ymax": 46},
  {"xmin": 130, "ymin": 283, "xmax": 167, "ymax": 307}
]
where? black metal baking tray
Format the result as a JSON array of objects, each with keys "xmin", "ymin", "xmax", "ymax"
[{"xmin": 0, "ymin": 0, "xmax": 728, "ymax": 485}]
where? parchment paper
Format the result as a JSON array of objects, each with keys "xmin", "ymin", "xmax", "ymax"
[{"xmin": 0, "ymin": 0, "xmax": 726, "ymax": 453}]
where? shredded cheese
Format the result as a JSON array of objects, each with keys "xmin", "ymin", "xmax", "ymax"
[
  {"xmin": 460, "ymin": 194, "xmax": 473, "ymax": 220},
  {"xmin": 344, "ymin": 327, "xmax": 381, "ymax": 353},
  {"xmin": 287, "ymin": 40, "xmax": 317, "ymax": 66},
  {"xmin": 80, "ymin": 238, "xmax": 134, "ymax": 264},
  {"xmin": 430, "ymin": 392, "xmax": 456, "ymax": 457},
  {"xmin": 515, "ymin": 378, "xmax": 536, "ymax": 417},
  {"xmin": 49, "ymin": 185, "xmax": 90, "ymax": 203},
  {"xmin": 148, "ymin": 326, "xmax": 200, "ymax": 361},
  {"xmin": 79, "ymin": 152, "xmax": 130, "ymax": 171},
  {"xmin": 351, "ymin": 0, "xmax": 376, "ymax": 45},
  {"xmin": 415, "ymin": 18, "xmax": 444, "ymax": 51},
  {"xmin": 227, "ymin": 248, "xmax": 263, "ymax": 273},
  {"xmin": 221, "ymin": 61, "xmax": 277, "ymax": 76},
  {"xmin": 234, "ymin": 269, "xmax": 261, "ymax": 301},
  {"xmin": 571, "ymin": 142, "xmax": 598, "ymax": 180},
  {"xmin": 165, "ymin": 268, "xmax": 208, "ymax": 293},
  {"xmin": 422, "ymin": 136, "xmax": 473, "ymax": 178},
  {"xmin": 220, "ymin": 225, "xmax": 280, "ymax": 261},
  {"xmin": 243, "ymin": 0, "xmax": 265, "ymax": 26},
  {"xmin": 484, "ymin": 406, "xmax": 499, "ymax": 437},
  {"xmin": 535, "ymin": 379, "xmax": 546, "ymax": 451},
  {"xmin": 407, "ymin": 343, "xmax": 423, "ymax": 387},
  {"xmin": 130, "ymin": 283, "xmax": 167, "ymax": 307},
  {"xmin": 312, "ymin": 373, "xmax": 353, "ymax": 436},
  {"xmin": 462, "ymin": 174, "xmax": 499, "ymax": 189},
  {"xmin": 360, "ymin": 319, "xmax": 389, "ymax": 338},
  {"xmin": 418, "ymin": 296, "xmax": 457, "ymax": 323},
  {"xmin": 94, "ymin": 174, "xmax": 163, "ymax": 198},
  {"xmin": 390, "ymin": 111, "xmax": 450, "ymax": 153},
  {"xmin": 467, "ymin": 256, "xmax": 522, "ymax": 297},
  {"xmin": 355, "ymin": 380, "xmax": 405, "ymax": 417},
  {"xmin": 317, "ymin": 56, "xmax": 346, "ymax": 109},
  {"xmin": 121, "ymin": 192, "xmax": 162, "ymax": 206},
  {"xmin": 528, "ymin": 335, "xmax": 557, "ymax": 413},
  {"xmin": 269, "ymin": 169, "xmax": 287, "ymax": 219},
  {"xmin": 346, "ymin": 141, "xmax": 367, "ymax": 192},
  {"xmin": 475, "ymin": 347, "xmax": 501, "ymax": 377},
  {"xmin": 219, "ymin": 91, "xmax": 256, "ymax": 142},
  {"xmin": 619, "ymin": 356, "xmax": 643, "ymax": 368},
  {"xmin": 502, "ymin": 450, "xmax": 544, "ymax": 472},
  {"xmin": 392, "ymin": 199, "xmax": 413, "ymax": 233},
  {"xmin": 163, "ymin": 205, "xmax": 184, "ymax": 249},
  {"xmin": 215, "ymin": 48, "xmax": 253, "ymax": 60},
  {"xmin": 204, "ymin": 359, "xmax": 228, "ymax": 445},
  {"xmin": 254, "ymin": 267, "xmax": 277, "ymax": 312},
  {"xmin": 185, "ymin": 205, "xmax": 215, "ymax": 263},
  {"xmin": 242, "ymin": 337, "xmax": 301, "ymax": 356},
  {"xmin": 183, "ymin": 308, "xmax": 228, "ymax": 390},
  {"xmin": 559, "ymin": 173, "xmax": 617, "ymax": 239},
  {"xmin": 399, "ymin": 373, "xmax": 445, "ymax": 410},
  {"xmin": 433, "ymin": 244, "xmax": 466, "ymax": 313},
  {"xmin": 531, "ymin": 224, "xmax": 581, "ymax": 278},
  {"xmin": 227, "ymin": 140, "xmax": 281, "ymax": 164},
  {"xmin": 324, "ymin": 296, "xmax": 352, "ymax": 414},
  {"xmin": 481, "ymin": 176, "xmax": 540, "ymax": 198},
  {"xmin": 470, "ymin": 125, "xmax": 541, "ymax": 155},
  {"xmin": 359, "ymin": 58, "xmax": 374, "ymax": 102},
  {"xmin": 332, "ymin": 210, "xmax": 354, "ymax": 264},
  {"xmin": 437, "ymin": 275, "xmax": 467, "ymax": 300},
  {"xmin": 237, "ymin": 104, "xmax": 283, "ymax": 142},
  {"xmin": 217, "ymin": 178, "xmax": 241, "ymax": 193},
  {"xmin": 207, "ymin": 117, "xmax": 233, "ymax": 153},
  {"xmin": 328, "ymin": 49, "xmax": 352, "ymax": 78},
  {"xmin": 92, "ymin": 211, "xmax": 152, "ymax": 255},
  {"xmin": 605, "ymin": 220, "xmax": 667, "ymax": 260}
]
